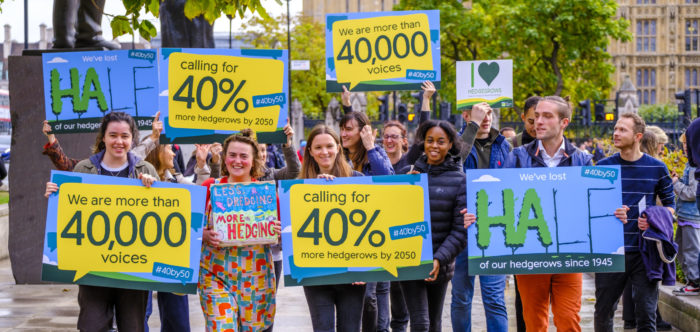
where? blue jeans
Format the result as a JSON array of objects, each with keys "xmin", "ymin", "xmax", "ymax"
[
  {"xmin": 362, "ymin": 281, "xmax": 390, "ymax": 332},
  {"xmin": 389, "ymin": 281, "xmax": 409, "ymax": 332},
  {"xmin": 594, "ymin": 251, "xmax": 658, "ymax": 332},
  {"xmin": 399, "ymin": 279, "xmax": 449, "ymax": 332},
  {"xmin": 450, "ymin": 250, "xmax": 508, "ymax": 332}
]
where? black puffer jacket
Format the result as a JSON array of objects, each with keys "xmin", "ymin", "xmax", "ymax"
[{"xmin": 400, "ymin": 154, "xmax": 467, "ymax": 282}]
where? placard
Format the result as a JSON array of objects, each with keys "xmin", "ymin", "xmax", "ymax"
[
  {"xmin": 158, "ymin": 48, "xmax": 288, "ymax": 144},
  {"xmin": 279, "ymin": 174, "xmax": 433, "ymax": 286},
  {"xmin": 466, "ymin": 166, "xmax": 625, "ymax": 275},
  {"xmin": 456, "ymin": 60, "xmax": 513, "ymax": 110},
  {"xmin": 209, "ymin": 181, "xmax": 278, "ymax": 246},
  {"xmin": 42, "ymin": 171, "xmax": 207, "ymax": 293},
  {"xmin": 42, "ymin": 50, "xmax": 159, "ymax": 133},
  {"xmin": 325, "ymin": 10, "xmax": 440, "ymax": 92}
]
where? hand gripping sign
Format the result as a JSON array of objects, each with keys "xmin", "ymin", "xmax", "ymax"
[
  {"xmin": 279, "ymin": 174, "xmax": 433, "ymax": 287},
  {"xmin": 42, "ymin": 171, "xmax": 206, "ymax": 293},
  {"xmin": 465, "ymin": 166, "xmax": 625, "ymax": 275},
  {"xmin": 209, "ymin": 181, "xmax": 279, "ymax": 246},
  {"xmin": 325, "ymin": 10, "xmax": 440, "ymax": 92}
]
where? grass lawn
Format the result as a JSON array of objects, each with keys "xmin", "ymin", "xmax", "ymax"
[{"xmin": 0, "ymin": 191, "xmax": 8, "ymax": 205}]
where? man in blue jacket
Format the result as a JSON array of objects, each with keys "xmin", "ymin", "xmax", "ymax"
[
  {"xmin": 505, "ymin": 96, "xmax": 628, "ymax": 331},
  {"xmin": 451, "ymin": 102, "xmax": 509, "ymax": 331}
]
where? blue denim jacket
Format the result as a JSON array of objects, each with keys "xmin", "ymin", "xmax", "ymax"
[{"xmin": 676, "ymin": 165, "xmax": 700, "ymax": 222}]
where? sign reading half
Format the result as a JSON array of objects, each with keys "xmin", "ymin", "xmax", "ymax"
[{"xmin": 42, "ymin": 50, "xmax": 159, "ymax": 133}]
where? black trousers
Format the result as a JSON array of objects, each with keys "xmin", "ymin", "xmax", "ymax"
[{"xmin": 77, "ymin": 284, "xmax": 148, "ymax": 332}]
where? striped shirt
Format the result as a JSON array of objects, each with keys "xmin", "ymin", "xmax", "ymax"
[{"xmin": 597, "ymin": 153, "xmax": 675, "ymax": 252}]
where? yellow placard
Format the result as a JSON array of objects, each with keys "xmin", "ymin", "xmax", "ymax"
[
  {"xmin": 56, "ymin": 183, "xmax": 191, "ymax": 281},
  {"xmin": 290, "ymin": 184, "xmax": 424, "ymax": 276},
  {"xmin": 168, "ymin": 52, "xmax": 284, "ymax": 131},
  {"xmin": 332, "ymin": 14, "xmax": 433, "ymax": 90}
]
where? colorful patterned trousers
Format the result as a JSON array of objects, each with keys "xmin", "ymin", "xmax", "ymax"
[{"xmin": 199, "ymin": 244, "xmax": 276, "ymax": 332}]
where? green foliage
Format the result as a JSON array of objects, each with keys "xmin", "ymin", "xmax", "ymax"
[
  {"xmin": 396, "ymin": 0, "xmax": 631, "ymax": 113},
  {"xmin": 108, "ymin": 0, "xmax": 277, "ymax": 41},
  {"xmin": 638, "ymin": 103, "xmax": 680, "ymax": 122},
  {"xmin": 239, "ymin": 14, "xmax": 342, "ymax": 118}
]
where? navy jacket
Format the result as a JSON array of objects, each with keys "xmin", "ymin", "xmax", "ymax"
[
  {"xmin": 505, "ymin": 137, "xmax": 592, "ymax": 168},
  {"xmin": 354, "ymin": 146, "xmax": 395, "ymax": 176},
  {"xmin": 399, "ymin": 154, "xmax": 467, "ymax": 282},
  {"xmin": 640, "ymin": 206, "xmax": 677, "ymax": 286},
  {"xmin": 463, "ymin": 134, "xmax": 510, "ymax": 171},
  {"xmin": 686, "ymin": 118, "xmax": 700, "ymax": 210}
]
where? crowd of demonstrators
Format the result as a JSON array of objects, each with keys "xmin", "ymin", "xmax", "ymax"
[{"xmin": 39, "ymin": 83, "xmax": 700, "ymax": 332}]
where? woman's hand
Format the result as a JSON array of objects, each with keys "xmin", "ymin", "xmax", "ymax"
[
  {"xmin": 425, "ymin": 259, "xmax": 440, "ymax": 282},
  {"xmin": 352, "ymin": 281, "xmax": 366, "ymax": 286},
  {"xmin": 422, "ymin": 81, "xmax": 436, "ymax": 100},
  {"xmin": 283, "ymin": 124, "xmax": 294, "ymax": 147},
  {"xmin": 638, "ymin": 214, "xmax": 649, "ymax": 231},
  {"xmin": 272, "ymin": 220, "xmax": 282, "ymax": 236},
  {"xmin": 461, "ymin": 208, "xmax": 476, "ymax": 228},
  {"xmin": 43, "ymin": 120, "xmax": 56, "ymax": 145},
  {"xmin": 360, "ymin": 125, "xmax": 376, "ymax": 151},
  {"xmin": 209, "ymin": 143, "xmax": 222, "ymax": 164},
  {"xmin": 341, "ymin": 85, "xmax": 352, "ymax": 107},
  {"xmin": 138, "ymin": 173, "xmax": 156, "ymax": 188},
  {"xmin": 318, "ymin": 174, "xmax": 336, "ymax": 181},
  {"xmin": 203, "ymin": 227, "xmax": 220, "ymax": 247},
  {"xmin": 195, "ymin": 144, "xmax": 210, "ymax": 169},
  {"xmin": 45, "ymin": 182, "xmax": 58, "ymax": 198},
  {"xmin": 150, "ymin": 111, "xmax": 162, "ymax": 141}
]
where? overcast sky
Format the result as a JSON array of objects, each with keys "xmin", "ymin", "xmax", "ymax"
[{"xmin": 0, "ymin": 0, "xmax": 302, "ymax": 43}]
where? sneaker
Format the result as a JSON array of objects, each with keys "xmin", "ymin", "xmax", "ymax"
[
  {"xmin": 672, "ymin": 282, "xmax": 700, "ymax": 296},
  {"xmin": 656, "ymin": 319, "xmax": 672, "ymax": 331}
]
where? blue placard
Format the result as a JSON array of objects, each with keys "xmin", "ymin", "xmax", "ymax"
[
  {"xmin": 466, "ymin": 166, "xmax": 625, "ymax": 275},
  {"xmin": 42, "ymin": 170, "xmax": 207, "ymax": 294},
  {"xmin": 278, "ymin": 174, "xmax": 434, "ymax": 286},
  {"xmin": 42, "ymin": 50, "xmax": 159, "ymax": 133},
  {"xmin": 325, "ymin": 10, "xmax": 441, "ymax": 92}
]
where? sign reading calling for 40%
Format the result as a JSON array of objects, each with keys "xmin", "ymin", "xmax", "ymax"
[{"xmin": 168, "ymin": 52, "xmax": 286, "ymax": 132}]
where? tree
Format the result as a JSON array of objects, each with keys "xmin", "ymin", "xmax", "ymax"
[
  {"xmin": 396, "ymin": 0, "xmax": 630, "ymax": 112},
  {"xmin": 108, "ymin": 0, "xmax": 279, "ymax": 41},
  {"xmin": 238, "ymin": 14, "xmax": 335, "ymax": 118}
]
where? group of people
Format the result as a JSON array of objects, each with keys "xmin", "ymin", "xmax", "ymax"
[{"xmin": 39, "ymin": 80, "xmax": 694, "ymax": 332}]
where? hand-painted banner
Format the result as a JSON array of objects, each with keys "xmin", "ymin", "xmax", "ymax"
[
  {"xmin": 456, "ymin": 60, "xmax": 513, "ymax": 110},
  {"xmin": 42, "ymin": 170, "xmax": 207, "ymax": 294},
  {"xmin": 210, "ymin": 181, "xmax": 278, "ymax": 246},
  {"xmin": 279, "ymin": 174, "xmax": 433, "ymax": 287},
  {"xmin": 159, "ymin": 48, "xmax": 288, "ymax": 144},
  {"xmin": 466, "ymin": 166, "xmax": 625, "ymax": 275},
  {"xmin": 42, "ymin": 50, "xmax": 159, "ymax": 133},
  {"xmin": 325, "ymin": 10, "xmax": 440, "ymax": 92}
]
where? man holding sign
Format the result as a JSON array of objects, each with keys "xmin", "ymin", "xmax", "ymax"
[
  {"xmin": 504, "ymin": 97, "xmax": 628, "ymax": 332},
  {"xmin": 593, "ymin": 113, "xmax": 676, "ymax": 332}
]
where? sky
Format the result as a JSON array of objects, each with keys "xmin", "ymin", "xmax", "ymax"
[{"xmin": 0, "ymin": 0, "xmax": 302, "ymax": 43}]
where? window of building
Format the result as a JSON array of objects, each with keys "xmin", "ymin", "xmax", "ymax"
[
  {"xmin": 637, "ymin": 0, "xmax": 657, "ymax": 3},
  {"xmin": 687, "ymin": 68, "xmax": 699, "ymax": 88},
  {"xmin": 687, "ymin": 19, "xmax": 699, "ymax": 52},
  {"xmin": 686, "ymin": 0, "xmax": 699, "ymax": 4},
  {"xmin": 636, "ymin": 20, "xmax": 656, "ymax": 52},
  {"xmin": 637, "ymin": 68, "xmax": 656, "ymax": 104}
]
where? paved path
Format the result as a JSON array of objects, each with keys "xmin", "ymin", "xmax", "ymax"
[{"xmin": 0, "ymin": 258, "xmax": 682, "ymax": 331}]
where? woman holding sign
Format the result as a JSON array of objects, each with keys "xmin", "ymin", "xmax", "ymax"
[
  {"xmin": 199, "ymin": 129, "xmax": 281, "ymax": 332},
  {"xmin": 299, "ymin": 124, "xmax": 366, "ymax": 332},
  {"xmin": 45, "ymin": 111, "xmax": 159, "ymax": 332},
  {"xmin": 399, "ymin": 120, "xmax": 467, "ymax": 332},
  {"xmin": 339, "ymin": 101, "xmax": 394, "ymax": 332}
]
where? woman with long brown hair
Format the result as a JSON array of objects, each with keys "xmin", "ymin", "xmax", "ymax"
[{"xmin": 300, "ymin": 124, "xmax": 366, "ymax": 332}]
